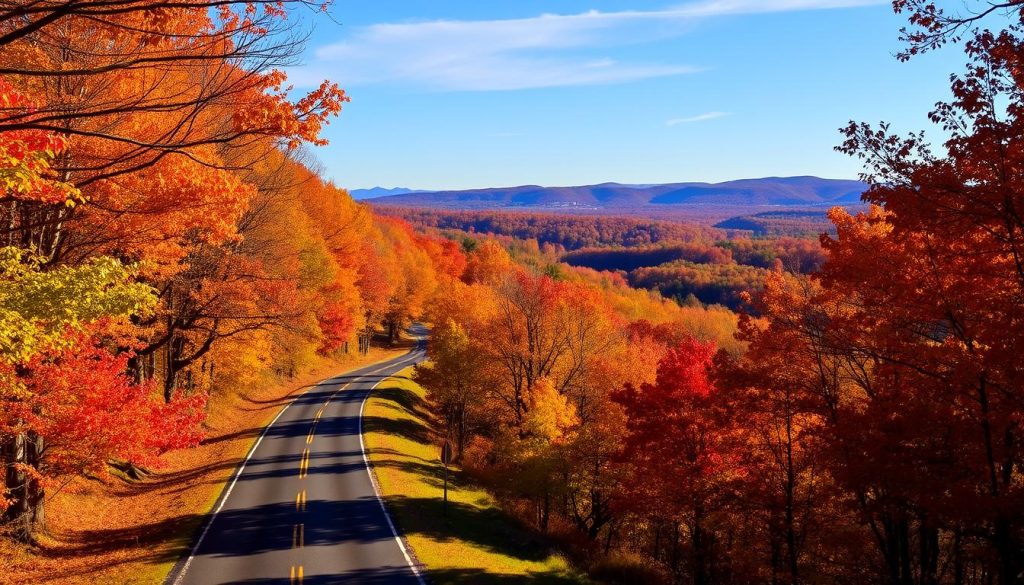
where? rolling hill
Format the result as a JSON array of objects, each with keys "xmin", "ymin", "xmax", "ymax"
[
  {"xmin": 349, "ymin": 187, "xmax": 423, "ymax": 200},
  {"xmin": 363, "ymin": 176, "xmax": 866, "ymax": 209}
]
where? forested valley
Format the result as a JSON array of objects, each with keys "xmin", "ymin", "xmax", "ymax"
[{"xmin": 1, "ymin": 1, "xmax": 1024, "ymax": 585}]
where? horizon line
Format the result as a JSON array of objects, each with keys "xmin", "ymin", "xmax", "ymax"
[{"xmin": 347, "ymin": 174, "xmax": 865, "ymax": 194}]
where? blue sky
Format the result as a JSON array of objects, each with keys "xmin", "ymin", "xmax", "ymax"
[{"xmin": 285, "ymin": 1, "xmax": 968, "ymax": 191}]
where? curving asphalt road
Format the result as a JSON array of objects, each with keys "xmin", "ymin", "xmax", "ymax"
[{"xmin": 168, "ymin": 326, "xmax": 429, "ymax": 585}]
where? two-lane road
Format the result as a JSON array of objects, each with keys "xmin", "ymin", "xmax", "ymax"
[{"xmin": 168, "ymin": 327, "xmax": 428, "ymax": 585}]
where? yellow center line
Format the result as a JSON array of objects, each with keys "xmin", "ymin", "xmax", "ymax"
[
  {"xmin": 282, "ymin": 368, "xmax": 408, "ymax": 585},
  {"xmin": 283, "ymin": 369, "xmax": 404, "ymax": 585},
  {"xmin": 294, "ymin": 372, "xmax": 394, "ymax": 485},
  {"xmin": 298, "ymin": 448, "xmax": 310, "ymax": 479}
]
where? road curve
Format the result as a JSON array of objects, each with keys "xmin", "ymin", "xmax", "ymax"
[{"xmin": 168, "ymin": 326, "xmax": 428, "ymax": 585}]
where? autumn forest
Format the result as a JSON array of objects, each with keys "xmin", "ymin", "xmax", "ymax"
[{"xmin": 2, "ymin": 1, "xmax": 1024, "ymax": 584}]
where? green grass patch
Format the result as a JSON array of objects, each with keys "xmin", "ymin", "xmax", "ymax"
[{"xmin": 364, "ymin": 369, "xmax": 591, "ymax": 585}]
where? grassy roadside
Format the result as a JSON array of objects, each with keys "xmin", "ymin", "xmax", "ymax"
[
  {"xmin": 364, "ymin": 368, "xmax": 591, "ymax": 585},
  {"xmin": 0, "ymin": 346, "xmax": 405, "ymax": 585}
]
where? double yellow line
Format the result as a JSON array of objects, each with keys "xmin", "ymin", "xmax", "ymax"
[
  {"xmin": 298, "ymin": 448, "xmax": 311, "ymax": 479},
  {"xmin": 287, "ymin": 360, "xmax": 411, "ymax": 585}
]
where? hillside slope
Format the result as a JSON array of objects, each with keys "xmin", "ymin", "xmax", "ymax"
[{"xmin": 367, "ymin": 177, "xmax": 866, "ymax": 210}]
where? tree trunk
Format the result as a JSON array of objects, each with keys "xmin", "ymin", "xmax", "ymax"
[
  {"xmin": 994, "ymin": 517, "xmax": 1019, "ymax": 585},
  {"xmin": 164, "ymin": 334, "xmax": 186, "ymax": 402},
  {"xmin": 653, "ymin": 518, "xmax": 662, "ymax": 563},
  {"xmin": 784, "ymin": 412, "xmax": 800, "ymax": 585},
  {"xmin": 693, "ymin": 513, "xmax": 708, "ymax": 585},
  {"xmin": 164, "ymin": 365, "xmax": 177, "ymax": 402},
  {"xmin": 953, "ymin": 529, "xmax": 964, "ymax": 585},
  {"xmin": 3, "ymin": 432, "xmax": 44, "ymax": 541},
  {"xmin": 770, "ymin": 515, "xmax": 782, "ymax": 585},
  {"xmin": 918, "ymin": 516, "xmax": 939, "ymax": 585},
  {"xmin": 26, "ymin": 432, "xmax": 44, "ymax": 533},
  {"xmin": 604, "ymin": 519, "xmax": 615, "ymax": 555},
  {"xmin": 455, "ymin": 401, "xmax": 467, "ymax": 463},
  {"xmin": 387, "ymin": 320, "xmax": 398, "ymax": 345},
  {"xmin": 540, "ymin": 487, "xmax": 551, "ymax": 534}
]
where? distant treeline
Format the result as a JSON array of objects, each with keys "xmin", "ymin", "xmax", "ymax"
[
  {"xmin": 562, "ymin": 239, "xmax": 825, "ymax": 308},
  {"xmin": 373, "ymin": 207, "xmax": 722, "ymax": 250},
  {"xmin": 563, "ymin": 238, "xmax": 824, "ymax": 273},
  {"xmin": 629, "ymin": 261, "xmax": 770, "ymax": 307},
  {"xmin": 713, "ymin": 210, "xmax": 840, "ymax": 236},
  {"xmin": 562, "ymin": 243, "xmax": 731, "ymax": 272}
]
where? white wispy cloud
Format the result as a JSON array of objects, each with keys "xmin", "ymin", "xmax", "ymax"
[
  {"xmin": 289, "ymin": 0, "xmax": 886, "ymax": 91},
  {"xmin": 667, "ymin": 111, "xmax": 731, "ymax": 126}
]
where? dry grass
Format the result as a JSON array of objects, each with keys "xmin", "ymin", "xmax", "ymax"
[
  {"xmin": 0, "ymin": 346, "xmax": 405, "ymax": 585},
  {"xmin": 364, "ymin": 369, "xmax": 591, "ymax": 585}
]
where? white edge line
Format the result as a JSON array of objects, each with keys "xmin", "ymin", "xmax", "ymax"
[
  {"xmin": 171, "ymin": 336, "xmax": 423, "ymax": 581},
  {"xmin": 170, "ymin": 392, "xmax": 294, "ymax": 585},
  {"xmin": 170, "ymin": 353, "xmax": 408, "ymax": 585},
  {"xmin": 359, "ymin": 347, "xmax": 428, "ymax": 585}
]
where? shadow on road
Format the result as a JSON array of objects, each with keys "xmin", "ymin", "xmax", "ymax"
[
  {"xmin": 229, "ymin": 567, "xmax": 580, "ymax": 585},
  {"xmin": 196, "ymin": 498, "xmax": 395, "ymax": 558}
]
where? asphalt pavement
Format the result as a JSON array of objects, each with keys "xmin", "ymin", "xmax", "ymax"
[{"xmin": 168, "ymin": 327, "xmax": 429, "ymax": 585}]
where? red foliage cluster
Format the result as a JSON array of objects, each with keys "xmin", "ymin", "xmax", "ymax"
[{"xmin": 5, "ymin": 333, "xmax": 205, "ymax": 484}]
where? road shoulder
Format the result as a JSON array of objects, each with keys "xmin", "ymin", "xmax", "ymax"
[
  {"xmin": 363, "ymin": 368, "xmax": 591, "ymax": 585},
  {"xmin": 0, "ymin": 347, "xmax": 406, "ymax": 585}
]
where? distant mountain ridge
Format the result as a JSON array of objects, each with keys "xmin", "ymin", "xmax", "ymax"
[
  {"xmin": 364, "ymin": 177, "xmax": 866, "ymax": 209},
  {"xmin": 349, "ymin": 187, "xmax": 426, "ymax": 200}
]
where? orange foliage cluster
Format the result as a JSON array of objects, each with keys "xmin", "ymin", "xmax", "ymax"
[
  {"xmin": 1, "ymin": 3, "xmax": 1022, "ymax": 585},
  {"xmin": 0, "ymin": 0, "xmax": 463, "ymax": 543},
  {"xmin": 0, "ymin": 79, "xmax": 78, "ymax": 205},
  {"xmin": 412, "ymin": 5, "xmax": 1024, "ymax": 583},
  {"xmin": 412, "ymin": 233, "xmax": 741, "ymax": 569},
  {"xmin": 398, "ymin": 208, "xmax": 828, "ymax": 310}
]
